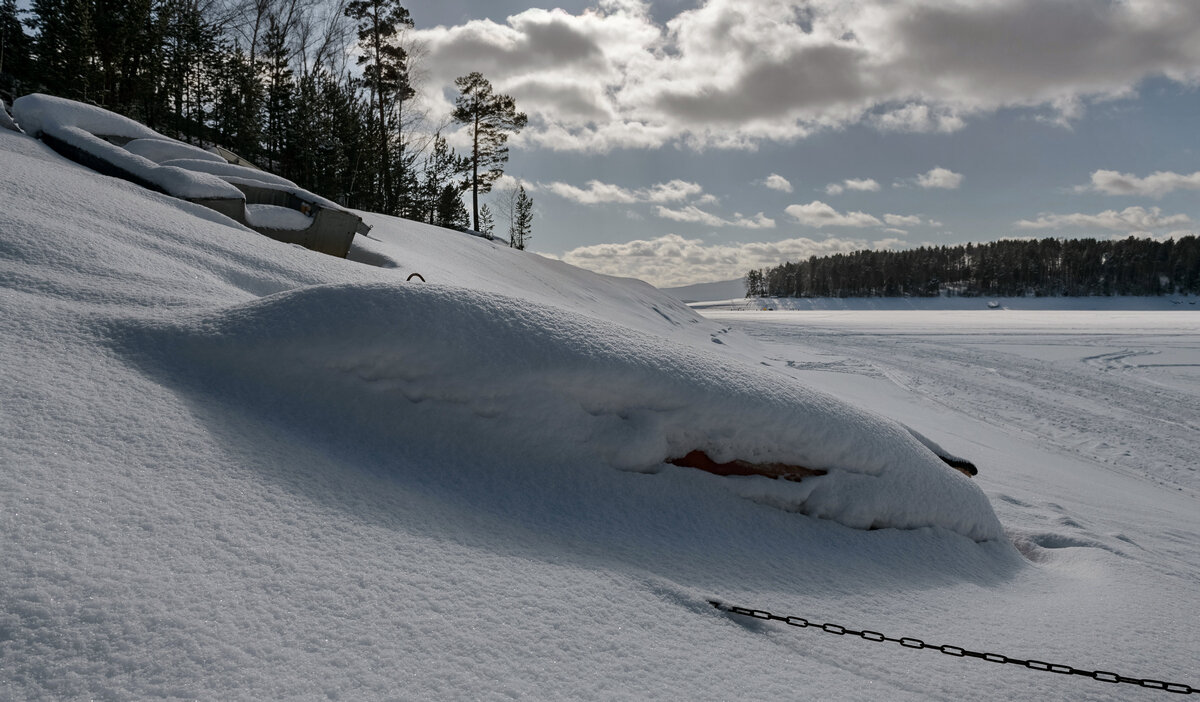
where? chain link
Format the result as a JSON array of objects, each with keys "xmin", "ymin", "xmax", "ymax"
[{"xmin": 709, "ymin": 600, "xmax": 1196, "ymax": 694}]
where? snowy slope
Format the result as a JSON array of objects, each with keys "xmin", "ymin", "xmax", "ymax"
[
  {"xmin": 2, "ymin": 122, "xmax": 1197, "ymax": 701},
  {"xmin": 659, "ymin": 276, "xmax": 746, "ymax": 303}
]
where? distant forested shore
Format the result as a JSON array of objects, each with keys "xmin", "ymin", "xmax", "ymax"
[{"xmin": 746, "ymin": 236, "xmax": 1200, "ymax": 299}]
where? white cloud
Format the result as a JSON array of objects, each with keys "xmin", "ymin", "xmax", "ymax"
[
  {"xmin": 871, "ymin": 103, "xmax": 965, "ymax": 133},
  {"xmin": 544, "ymin": 177, "xmax": 768, "ymax": 228},
  {"xmin": 916, "ymin": 167, "xmax": 964, "ymax": 189},
  {"xmin": 559, "ymin": 233, "xmax": 880, "ymax": 287},
  {"xmin": 1081, "ymin": 169, "xmax": 1200, "ymax": 198},
  {"xmin": 825, "ymin": 177, "xmax": 880, "ymax": 195},
  {"xmin": 545, "ymin": 179, "xmax": 703, "ymax": 204},
  {"xmin": 493, "ymin": 174, "xmax": 537, "ymax": 192},
  {"xmin": 883, "ymin": 213, "xmax": 922, "ymax": 227},
  {"xmin": 656, "ymin": 205, "xmax": 775, "ymax": 229},
  {"xmin": 644, "ymin": 180, "xmax": 706, "ymax": 203},
  {"xmin": 546, "ymin": 180, "xmax": 636, "ymax": 204},
  {"xmin": 1015, "ymin": 206, "xmax": 1192, "ymax": 231},
  {"xmin": 786, "ymin": 200, "xmax": 883, "ymax": 228},
  {"xmin": 411, "ymin": 0, "xmax": 1200, "ymax": 151},
  {"xmin": 763, "ymin": 173, "xmax": 793, "ymax": 193},
  {"xmin": 844, "ymin": 178, "xmax": 881, "ymax": 192}
]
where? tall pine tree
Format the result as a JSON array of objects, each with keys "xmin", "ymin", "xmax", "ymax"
[
  {"xmin": 260, "ymin": 14, "xmax": 293, "ymax": 169},
  {"xmin": 28, "ymin": 0, "xmax": 98, "ymax": 100},
  {"xmin": 343, "ymin": 0, "xmax": 413, "ymax": 215},
  {"xmin": 451, "ymin": 71, "xmax": 526, "ymax": 232},
  {"xmin": 1, "ymin": 0, "xmax": 32, "ymax": 97}
]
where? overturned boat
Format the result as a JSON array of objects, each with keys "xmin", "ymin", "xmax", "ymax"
[{"xmin": 9, "ymin": 93, "xmax": 367, "ymax": 258}]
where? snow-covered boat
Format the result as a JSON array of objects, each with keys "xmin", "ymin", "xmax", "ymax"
[{"xmin": 9, "ymin": 93, "xmax": 367, "ymax": 258}]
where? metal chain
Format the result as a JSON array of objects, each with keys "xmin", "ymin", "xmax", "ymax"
[{"xmin": 709, "ymin": 600, "xmax": 1196, "ymax": 694}]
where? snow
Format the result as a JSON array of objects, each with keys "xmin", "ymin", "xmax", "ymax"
[
  {"xmin": 12, "ymin": 94, "xmax": 244, "ymax": 202},
  {"xmin": 10, "ymin": 93, "xmax": 163, "ymax": 141},
  {"xmin": 219, "ymin": 174, "xmax": 344, "ymax": 211},
  {"xmin": 0, "ymin": 101, "xmax": 18, "ymax": 132},
  {"xmin": 123, "ymin": 138, "xmax": 227, "ymax": 165},
  {"xmin": 159, "ymin": 157, "xmax": 298, "ymax": 188},
  {"xmin": 660, "ymin": 276, "xmax": 746, "ymax": 303},
  {"xmin": 2, "ymin": 118, "xmax": 1199, "ymax": 701},
  {"xmin": 244, "ymin": 203, "xmax": 313, "ymax": 231}
]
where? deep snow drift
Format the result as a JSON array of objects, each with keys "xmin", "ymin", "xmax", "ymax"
[{"xmin": 2, "ymin": 121, "xmax": 1198, "ymax": 700}]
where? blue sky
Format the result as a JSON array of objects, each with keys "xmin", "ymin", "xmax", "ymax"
[{"xmin": 406, "ymin": 0, "xmax": 1200, "ymax": 287}]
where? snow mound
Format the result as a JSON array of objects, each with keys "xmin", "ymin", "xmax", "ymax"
[{"xmin": 115, "ymin": 281, "xmax": 1006, "ymax": 542}]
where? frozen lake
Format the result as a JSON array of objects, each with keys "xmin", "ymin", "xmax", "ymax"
[{"xmin": 704, "ymin": 310, "xmax": 1200, "ymax": 496}]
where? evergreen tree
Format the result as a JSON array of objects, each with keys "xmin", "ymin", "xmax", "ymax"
[
  {"xmin": 434, "ymin": 183, "xmax": 468, "ymax": 230},
  {"xmin": 0, "ymin": 0, "xmax": 32, "ymax": 98},
  {"xmin": 745, "ymin": 269, "xmax": 763, "ymax": 297},
  {"xmin": 418, "ymin": 132, "xmax": 465, "ymax": 224},
  {"xmin": 90, "ymin": 0, "xmax": 154, "ymax": 109},
  {"xmin": 343, "ymin": 0, "xmax": 413, "ymax": 215},
  {"xmin": 451, "ymin": 71, "xmax": 527, "ymax": 231},
  {"xmin": 160, "ymin": 0, "xmax": 222, "ymax": 143},
  {"xmin": 211, "ymin": 43, "xmax": 260, "ymax": 157},
  {"xmin": 509, "ymin": 184, "xmax": 532, "ymax": 250},
  {"xmin": 477, "ymin": 202, "xmax": 494, "ymax": 236},
  {"xmin": 260, "ymin": 14, "xmax": 292, "ymax": 169},
  {"xmin": 752, "ymin": 237, "xmax": 1200, "ymax": 299},
  {"xmin": 28, "ymin": 0, "xmax": 98, "ymax": 100}
]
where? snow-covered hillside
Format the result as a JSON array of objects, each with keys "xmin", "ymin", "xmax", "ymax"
[{"xmin": 2, "ymin": 119, "xmax": 1198, "ymax": 700}]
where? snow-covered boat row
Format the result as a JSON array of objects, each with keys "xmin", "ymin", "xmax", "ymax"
[{"xmin": 6, "ymin": 94, "xmax": 366, "ymax": 257}]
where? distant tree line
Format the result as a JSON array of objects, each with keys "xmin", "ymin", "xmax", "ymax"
[
  {"xmin": 0, "ymin": 0, "xmax": 533, "ymax": 246},
  {"xmin": 746, "ymin": 236, "xmax": 1200, "ymax": 298}
]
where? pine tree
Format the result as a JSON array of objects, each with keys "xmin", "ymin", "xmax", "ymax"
[
  {"xmin": 160, "ymin": 0, "xmax": 222, "ymax": 143},
  {"xmin": 435, "ymin": 183, "xmax": 469, "ymax": 230},
  {"xmin": 344, "ymin": 0, "xmax": 413, "ymax": 215},
  {"xmin": 418, "ymin": 132, "xmax": 465, "ymax": 224},
  {"xmin": 451, "ymin": 71, "xmax": 527, "ymax": 232},
  {"xmin": 28, "ymin": 0, "xmax": 98, "ymax": 100},
  {"xmin": 477, "ymin": 203, "xmax": 494, "ymax": 236},
  {"xmin": 509, "ymin": 184, "xmax": 532, "ymax": 250},
  {"xmin": 0, "ymin": 0, "xmax": 33, "ymax": 97},
  {"xmin": 260, "ymin": 15, "xmax": 293, "ymax": 169},
  {"xmin": 211, "ymin": 43, "xmax": 261, "ymax": 157}
]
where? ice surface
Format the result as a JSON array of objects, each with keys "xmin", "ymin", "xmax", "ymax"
[{"xmin": 2, "ymin": 118, "xmax": 1198, "ymax": 701}]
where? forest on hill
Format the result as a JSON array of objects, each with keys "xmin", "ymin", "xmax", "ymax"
[{"xmin": 746, "ymin": 236, "xmax": 1200, "ymax": 299}]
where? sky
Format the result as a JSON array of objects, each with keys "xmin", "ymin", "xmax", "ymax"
[{"xmin": 404, "ymin": 0, "xmax": 1200, "ymax": 287}]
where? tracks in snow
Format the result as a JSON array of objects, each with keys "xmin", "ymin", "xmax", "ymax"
[{"xmin": 737, "ymin": 324, "xmax": 1200, "ymax": 496}]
